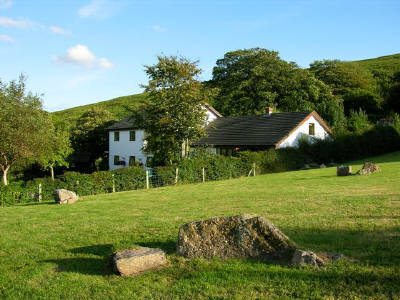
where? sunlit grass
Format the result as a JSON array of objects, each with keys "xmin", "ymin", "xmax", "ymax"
[{"xmin": 0, "ymin": 152, "xmax": 399, "ymax": 299}]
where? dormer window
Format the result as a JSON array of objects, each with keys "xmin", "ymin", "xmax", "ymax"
[
  {"xmin": 114, "ymin": 131, "xmax": 120, "ymax": 141},
  {"xmin": 309, "ymin": 123, "xmax": 315, "ymax": 136}
]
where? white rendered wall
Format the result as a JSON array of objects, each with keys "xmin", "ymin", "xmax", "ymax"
[
  {"xmin": 108, "ymin": 130, "xmax": 150, "ymax": 170},
  {"xmin": 276, "ymin": 115, "xmax": 329, "ymax": 149},
  {"xmin": 205, "ymin": 109, "xmax": 218, "ymax": 124}
]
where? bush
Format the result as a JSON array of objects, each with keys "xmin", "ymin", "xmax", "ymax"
[
  {"xmin": 153, "ymin": 166, "xmax": 176, "ymax": 187},
  {"xmin": 60, "ymin": 172, "xmax": 95, "ymax": 196},
  {"xmin": 0, "ymin": 182, "xmax": 34, "ymax": 206},
  {"xmin": 111, "ymin": 166, "xmax": 146, "ymax": 191},
  {"xmin": 25, "ymin": 178, "xmax": 63, "ymax": 201}
]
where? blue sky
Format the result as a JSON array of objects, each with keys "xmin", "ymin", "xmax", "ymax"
[{"xmin": 1, "ymin": 0, "xmax": 399, "ymax": 111}]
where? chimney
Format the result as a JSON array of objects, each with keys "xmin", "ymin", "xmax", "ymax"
[{"xmin": 266, "ymin": 106, "xmax": 273, "ymax": 116}]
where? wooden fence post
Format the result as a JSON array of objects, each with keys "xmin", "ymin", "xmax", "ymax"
[
  {"xmin": 146, "ymin": 170, "xmax": 150, "ymax": 189},
  {"xmin": 253, "ymin": 162, "xmax": 256, "ymax": 176},
  {"xmin": 38, "ymin": 183, "xmax": 42, "ymax": 202},
  {"xmin": 175, "ymin": 168, "xmax": 179, "ymax": 185},
  {"xmin": 112, "ymin": 174, "xmax": 115, "ymax": 193},
  {"xmin": 202, "ymin": 167, "xmax": 205, "ymax": 183}
]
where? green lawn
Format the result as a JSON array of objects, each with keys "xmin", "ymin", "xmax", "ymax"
[{"xmin": 1, "ymin": 152, "xmax": 400, "ymax": 299}]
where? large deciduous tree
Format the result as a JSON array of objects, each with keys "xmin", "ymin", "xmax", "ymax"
[
  {"xmin": 0, "ymin": 75, "xmax": 53, "ymax": 185},
  {"xmin": 71, "ymin": 108, "xmax": 115, "ymax": 171},
  {"xmin": 209, "ymin": 48, "xmax": 344, "ymax": 128},
  {"xmin": 142, "ymin": 56, "xmax": 208, "ymax": 165}
]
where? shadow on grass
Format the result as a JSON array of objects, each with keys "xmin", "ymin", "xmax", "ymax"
[
  {"xmin": 44, "ymin": 244, "xmax": 114, "ymax": 276},
  {"xmin": 285, "ymin": 226, "xmax": 400, "ymax": 267},
  {"xmin": 135, "ymin": 240, "xmax": 177, "ymax": 255},
  {"xmin": 18, "ymin": 201, "xmax": 56, "ymax": 207}
]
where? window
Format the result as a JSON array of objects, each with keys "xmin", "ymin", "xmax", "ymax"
[
  {"xmin": 113, "ymin": 155, "xmax": 120, "ymax": 165},
  {"xmin": 114, "ymin": 131, "xmax": 120, "ymax": 141},
  {"xmin": 309, "ymin": 123, "xmax": 315, "ymax": 136},
  {"xmin": 129, "ymin": 130, "xmax": 136, "ymax": 141},
  {"xmin": 129, "ymin": 156, "xmax": 136, "ymax": 166}
]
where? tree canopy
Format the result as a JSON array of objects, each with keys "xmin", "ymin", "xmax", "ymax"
[
  {"xmin": 142, "ymin": 55, "xmax": 208, "ymax": 165},
  {"xmin": 71, "ymin": 108, "xmax": 115, "ymax": 171},
  {"xmin": 209, "ymin": 48, "xmax": 345, "ymax": 127},
  {"xmin": 0, "ymin": 75, "xmax": 53, "ymax": 185}
]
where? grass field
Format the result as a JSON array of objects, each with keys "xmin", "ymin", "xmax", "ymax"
[{"xmin": 1, "ymin": 152, "xmax": 399, "ymax": 299}]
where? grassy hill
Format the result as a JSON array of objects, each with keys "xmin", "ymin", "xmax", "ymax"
[
  {"xmin": 52, "ymin": 53, "xmax": 400, "ymax": 126},
  {"xmin": 347, "ymin": 53, "xmax": 400, "ymax": 75},
  {"xmin": 52, "ymin": 93, "xmax": 147, "ymax": 126},
  {"xmin": 0, "ymin": 152, "xmax": 399, "ymax": 298}
]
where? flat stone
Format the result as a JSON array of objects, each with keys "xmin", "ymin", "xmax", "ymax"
[
  {"xmin": 176, "ymin": 215, "xmax": 296, "ymax": 262},
  {"xmin": 113, "ymin": 247, "xmax": 167, "ymax": 276},
  {"xmin": 55, "ymin": 189, "xmax": 79, "ymax": 204},
  {"xmin": 291, "ymin": 249, "xmax": 325, "ymax": 267}
]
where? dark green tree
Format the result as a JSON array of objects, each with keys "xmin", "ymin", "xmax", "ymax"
[
  {"xmin": 71, "ymin": 108, "xmax": 115, "ymax": 171},
  {"xmin": 209, "ymin": 48, "xmax": 344, "ymax": 127},
  {"xmin": 142, "ymin": 56, "xmax": 208, "ymax": 165}
]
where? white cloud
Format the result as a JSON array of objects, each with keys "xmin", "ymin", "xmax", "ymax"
[
  {"xmin": 0, "ymin": 33, "xmax": 13, "ymax": 43},
  {"xmin": 55, "ymin": 44, "xmax": 114, "ymax": 69},
  {"xmin": 78, "ymin": 0, "xmax": 122, "ymax": 19},
  {"xmin": 49, "ymin": 25, "xmax": 71, "ymax": 36},
  {"xmin": 0, "ymin": 16, "xmax": 34, "ymax": 28},
  {"xmin": 152, "ymin": 25, "xmax": 167, "ymax": 33},
  {"xmin": 0, "ymin": 0, "xmax": 12, "ymax": 10}
]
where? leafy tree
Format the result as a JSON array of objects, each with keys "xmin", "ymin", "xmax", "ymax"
[
  {"xmin": 0, "ymin": 75, "xmax": 53, "ymax": 185},
  {"xmin": 38, "ymin": 117, "xmax": 72, "ymax": 180},
  {"xmin": 71, "ymin": 108, "xmax": 115, "ymax": 171},
  {"xmin": 385, "ymin": 71, "xmax": 400, "ymax": 113},
  {"xmin": 310, "ymin": 60, "xmax": 382, "ymax": 116},
  {"xmin": 347, "ymin": 109, "xmax": 372, "ymax": 134},
  {"xmin": 142, "ymin": 56, "xmax": 208, "ymax": 165},
  {"xmin": 209, "ymin": 48, "xmax": 344, "ymax": 127}
]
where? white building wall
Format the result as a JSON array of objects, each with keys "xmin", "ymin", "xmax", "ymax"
[
  {"xmin": 276, "ymin": 115, "xmax": 329, "ymax": 149},
  {"xmin": 205, "ymin": 109, "xmax": 218, "ymax": 124},
  {"xmin": 108, "ymin": 129, "xmax": 150, "ymax": 170}
]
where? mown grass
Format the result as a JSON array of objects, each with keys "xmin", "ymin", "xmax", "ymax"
[{"xmin": 1, "ymin": 152, "xmax": 399, "ymax": 299}]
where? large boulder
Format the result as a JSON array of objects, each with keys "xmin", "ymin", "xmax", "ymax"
[
  {"xmin": 113, "ymin": 247, "xmax": 167, "ymax": 276},
  {"xmin": 357, "ymin": 162, "xmax": 380, "ymax": 175},
  {"xmin": 55, "ymin": 189, "xmax": 79, "ymax": 204},
  {"xmin": 176, "ymin": 215, "xmax": 296, "ymax": 262},
  {"xmin": 337, "ymin": 165, "xmax": 352, "ymax": 176}
]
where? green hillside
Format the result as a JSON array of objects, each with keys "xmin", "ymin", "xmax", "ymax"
[
  {"xmin": 52, "ymin": 93, "xmax": 147, "ymax": 125},
  {"xmin": 0, "ymin": 152, "xmax": 399, "ymax": 298},
  {"xmin": 52, "ymin": 53, "xmax": 400, "ymax": 125},
  {"xmin": 345, "ymin": 53, "xmax": 400, "ymax": 75}
]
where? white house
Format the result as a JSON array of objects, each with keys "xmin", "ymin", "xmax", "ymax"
[
  {"xmin": 107, "ymin": 104, "xmax": 222, "ymax": 170},
  {"xmin": 193, "ymin": 109, "xmax": 332, "ymax": 155}
]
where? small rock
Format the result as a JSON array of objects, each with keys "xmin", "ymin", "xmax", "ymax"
[
  {"xmin": 55, "ymin": 189, "xmax": 79, "ymax": 204},
  {"xmin": 176, "ymin": 215, "xmax": 296, "ymax": 262},
  {"xmin": 357, "ymin": 162, "xmax": 380, "ymax": 175},
  {"xmin": 337, "ymin": 165, "xmax": 352, "ymax": 176},
  {"xmin": 113, "ymin": 247, "xmax": 167, "ymax": 276},
  {"xmin": 291, "ymin": 249, "xmax": 325, "ymax": 267}
]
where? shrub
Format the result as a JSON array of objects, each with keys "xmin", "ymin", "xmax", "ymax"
[
  {"xmin": 111, "ymin": 166, "xmax": 146, "ymax": 192},
  {"xmin": 60, "ymin": 172, "xmax": 95, "ymax": 196},
  {"xmin": 0, "ymin": 182, "xmax": 34, "ymax": 206}
]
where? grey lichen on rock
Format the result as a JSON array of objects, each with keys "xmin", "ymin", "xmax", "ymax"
[
  {"xmin": 113, "ymin": 246, "xmax": 167, "ymax": 276},
  {"xmin": 291, "ymin": 249, "xmax": 325, "ymax": 267},
  {"xmin": 357, "ymin": 162, "xmax": 380, "ymax": 175},
  {"xmin": 176, "ymin": 215, "xmax": 297, "ymax": 262}
]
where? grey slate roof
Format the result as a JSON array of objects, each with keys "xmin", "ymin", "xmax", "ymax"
[
  {"xmin": 194, "ymin": 112, "xmax": 314, "ymax": 147},
  {"xmin": 106, "ymin": 115, "xmax": 142, "ymax": 131}
]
